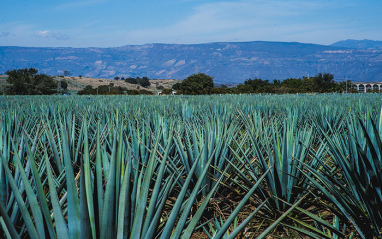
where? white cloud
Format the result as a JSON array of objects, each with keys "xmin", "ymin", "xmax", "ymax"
[
  {"xmin": 116, "ymin": 0, "xmax": 329, "ymax": 43},
  {"xmin": 34, "ymin": 30, "xmax": 70, "ymax": 40},
  {"xmin": 110, "ymin": 0, "xmax": 373, "ymax": 46}
]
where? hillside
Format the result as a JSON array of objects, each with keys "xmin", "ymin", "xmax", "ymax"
[
  {"xmin": 0, "ymin": 74, "xmax": 180, "ymax": 94},
  {"xmin": 331, "ymin": 39, "xmax": 382, "ymax": 49},
  {"xmin": 1, "ymin": 40, "xmax": 382, "ymax": 83}
]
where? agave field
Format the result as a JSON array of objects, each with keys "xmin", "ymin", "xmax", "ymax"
[{"xmin": 0, "ymin": 94, "xmax": 381, "ymax": 239}]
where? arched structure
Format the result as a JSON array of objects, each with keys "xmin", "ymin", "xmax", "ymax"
[{"xmin": 353, "ymin": 82, "xmax": 382, "ymax": 93}]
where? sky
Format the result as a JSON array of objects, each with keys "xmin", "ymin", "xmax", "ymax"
[{"xmin": 0, "ymin": 0, "xmax": 381, "ymax": 48}]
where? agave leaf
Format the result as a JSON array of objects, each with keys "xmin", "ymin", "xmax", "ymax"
[
  {"xmin": 44, "ymin": 151, "xmax": 70, "ymax": 239},
  {"xmin": 11, "ymin": 138, "xmax": 45, "ymax": 239},
  {"xmin": 130, "ymin": 130, "xmax": 162, "ymax": 239},
  {"xmin": 44, "ymin": 121, "xmax": 63, "ymax": 173},
  {"xmin": 80, "ymin": 160, "xmax": 92, "ymax": 239},
  {"xmin": 170, "ymin": 147, "xmax": 218, "ymax": 239},
  {"xmin": 181, "ymin": 167, "xmax": 227, "ymax": 239},
  {"xmin": 159, "ymin": 146, "xmax": 206, "ymax": 239},
  {"xmin": 143, "ymin": 176, "xmax": 174, "ymax": 239},
  {"xmin": 212, "ymin": 167, "xmax": 272, "ymax": 239},
  {"xmin": 100, "ymin": 131, "xmax": 118, "ymax": 238},
  {"xmin": 82, "ymin": 118, "xmax": 96, "ymax": 239},
  {"xmin": 210, "ymin": 167, "xmax": 272, "ymax": 238},
  {"xmin": 296, "ymin": 165, "xmax": 365, "ymax": 239},
  {"xmin": 95, "ymin": 121, "xmax": 104, "ymax": 226},
  {"xmin": 256, "ymin": 192, "xmax": 309, "ymax": 239},
  {"xmin": 116, "ymin": 148, "xmax": 132, "ymax": 239},
  {"xmin": 0, "ymin": 154, "xmax": 40, "ymax": 239},
  {"xmin": 25, "ymin": 142, "xmax": 57, "ymax": 239},
  {"xmin": 225, "ymin": 200, "xmax": 268, "ymax": 239},
  {"xmin": 281, "ymin": 223, "xmax": 326, "ymax": 239},
  {"xmin": 0, "ymin": 203, "xmax": 20, "ymax": 239},
  {"xmin": 293, "ymin": 206, "xmax": 344, "ymax": 237},
  {"xmin": 60, "ymin": 121, "xmax": 81, "ymax": 239},
  {"xmin": 141, "ymin": 134, "xmax": 174, "ymax": 237}
]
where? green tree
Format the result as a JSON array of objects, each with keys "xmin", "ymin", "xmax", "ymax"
[
  {"xmin": 243, "ymin": 78, "xmax": 270, "ymax": 92},
  {"xmin": 125, "ymin": 77, "xmax": 138, "ymax": 84},
  {"xmin": 336, "ymin": 80, "xmax": 352, "ymax": 93},
  {"xmin": 61, "ymin": 80, "xmax": 68, "ymax": 91},
  {"xmin": 282, "ymin": 78, "xmax": 303, "ymax": 89},
  {"xmin": 139, "ymin": 77, "xmax": 151, "ymax": 88},
  {"xmin": 5, "ymin": 68, "xmax": 57, "ymax": 95},
  {"xmin": 313, "ymin": 73, "xmax": 335, "ymax": 93},
  {"xmin": 235, "ymin": 84, "xmax": 254, "ymax": 93},
  {"xmin": 161, "ymin": 88, "xmax": 173, "ymax": 95},
  {"xmin": 172, "ymin": 82, "xmax": 182, "ymax": 90},
  {"xmin": 77, "ymin": 85, "xmax": 95, "ymax": 95},
  {"xmin": 301, "ymin": 76, "xmax": 315, "ymax": 92},
  {"xmin": 179, "ymin": 73, "xmax": 214, "ymax": 95}
]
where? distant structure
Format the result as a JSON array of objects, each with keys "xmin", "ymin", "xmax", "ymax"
[{"xmin": 352, "ymin": 82, "xmax": 382, "ymax": 93}]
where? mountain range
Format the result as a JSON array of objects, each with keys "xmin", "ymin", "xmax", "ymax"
[{"xmin": 1, "ymin": 39, "xmax": 381, "ymax": 83}]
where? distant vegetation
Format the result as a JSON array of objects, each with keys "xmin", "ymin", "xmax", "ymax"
[
  {"xmin": 177, "ymin": 73, "xmax": 214, "ymax": 95},
  {"xmin": 77, "ymin": 84, "xmax": 124, "ymax": 95},
  {"xmin": 77, "ymin": 83, "xmax": 153, "ymax": 95},
  {"xmin": 173, "ymin": 72, "xmax": 357, "ymax": 95},
  {"xmin": 122, "ymin": 76, "xmax": 151, "ymax": 88},
  {"xmin": 0, "ymin": 68, "xmax": 369, "ymax": 95},
  {"xmin": 4, "ymin": 68, "xmax": 58, "ymax": 95}
]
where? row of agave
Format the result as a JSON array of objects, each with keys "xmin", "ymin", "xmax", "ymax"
[{"xmin": 0, "ymin": 94, "xmax": 381, "ymax": 238}]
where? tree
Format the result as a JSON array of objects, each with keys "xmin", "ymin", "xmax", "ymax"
[
  {"xmin": 301, "ymin": 76, "xmax": 315, "ymax": 92},
  {"xmin": 161, "ymin": 88, "xmax": 173, "ymax": 95},
  {"xmin": 313, "ymin": 73, "xmax": 335, "ymax": 93},
  {"xmin": 61, "ymin": 80, "xmax": 68, "ymax": 91},
  {"xmin": 125, "ymin": 77, "xmax": 138, "ymax": 84},
  {"xmin": 337, "ymin": 80, "xmax": 352, "ymax": 93},
  {"xmin": 77, "ymin": 85, "xmax": 95, "ymax": 95},
  {"xmin": 5, "ymin": 68, "xmax": 57, "ymax": 95},
  {"xmin": 139, "ymin": 77, "xmax": 151, "ymax": 88},
  {"xmin": 282, "ymin": 78, "xmax": 303, "ymax": 89},
  {"xmin": 172, "ymin": 82, "xmax": 182, "ymax": 90},
  {"xmin": 243, "ymin": 78, "xmax": 270, "ymax": 92},
  {"xmin": 63, "ymin": 70, "xmax": 71, "ymax": 77},
  {"xmin": 235, "ymin": 84, "xmax": 254, "ymax": 93},
  {"xmin": 179, "ymin": 73, "xmax": 214, "ymax": 95},
  {"xmin": 114, "ymin": 76, "xmax": 120, "ymax": 81}
]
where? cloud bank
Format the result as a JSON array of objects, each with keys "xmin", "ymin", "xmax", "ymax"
[{"xmin": 34, "ymin": 31, "xmax": 70, "ymax": 40}]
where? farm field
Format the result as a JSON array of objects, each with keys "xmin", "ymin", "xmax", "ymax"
[{"xmin": 0, "ymin": 94, "xmax": 381, "ymax": 238}]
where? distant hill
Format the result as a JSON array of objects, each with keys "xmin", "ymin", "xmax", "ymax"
[
  {"xmin": 0, "ymin": 75, "xmax": 180, "ymax": 94},
  {"xmin": 1, "ymin": 40, "xmax": 382, "ymax": 83},
  {"xmin": 331, "ymin": 39, "xmax": 382, "ymax": 49}
]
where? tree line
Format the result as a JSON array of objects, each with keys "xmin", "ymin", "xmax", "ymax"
[
  {"xmin": 172, "ymin": 72, "xmax": 357, "ymax": 95},
  {"xmin": 0, "ymin": 68, "xmax": 364, "ymax": 96},
  {"xmin": 114, "ymin": 76, "xmax": 151, "ymax": 88}
]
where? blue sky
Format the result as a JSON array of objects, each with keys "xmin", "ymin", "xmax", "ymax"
[{"xmin": 0, "ymin": 0, "xmax": 381, "ymax": 47}]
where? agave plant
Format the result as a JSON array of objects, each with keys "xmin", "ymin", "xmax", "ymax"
[
  {"xmin": 301, "ymin": 111, "xmax": 382, "ymax": 238},
  {"xmin": 1, "ymin": 94, "xmax": 382, "ymax": 239}
]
